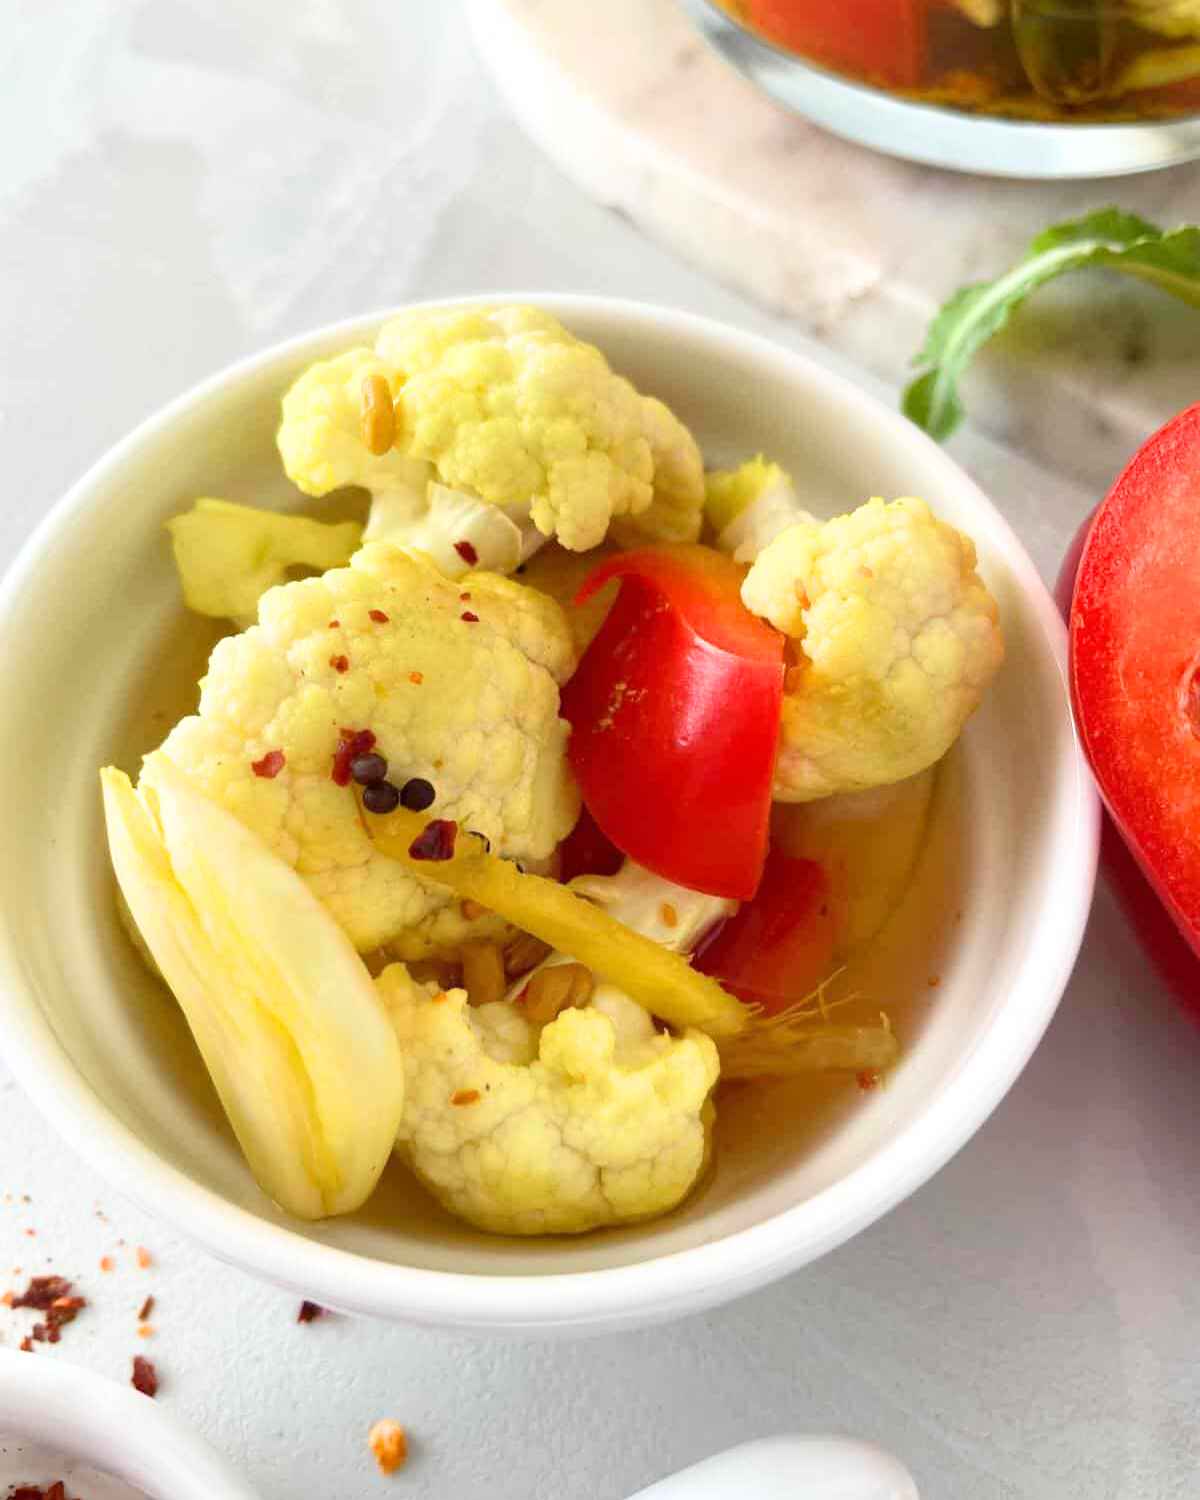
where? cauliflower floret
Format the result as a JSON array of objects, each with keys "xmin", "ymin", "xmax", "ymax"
[
  {"xmin": 380, "ymin": 968, "xmax": 719, "ymax": 1235},
  {"xmin": 278, "ymin": 348, "xmax": 432, "ymax": 502},
  {"xmin": 155, "ymin": 543, "xmax": 579, "ymax": 957},
  {"xmin": 278, "ymin": 304, "xmax": 704, "ymax": 561},
  {"xmin": 743, "ymin": 497, "xmax": 1004, "ymax": 800}
]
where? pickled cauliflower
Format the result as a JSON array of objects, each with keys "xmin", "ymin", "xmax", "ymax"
[
  {"xmin": 380, "ymin": 967, "xmax": 718, "ymax": 1235},
  {"xmin": 742, "ymin": 497, "xmax": 1004, "ymax": 799},
  {"xmin": 155, "ymin": 542, "xmax": 579, "ymax": 957},
  {"xmin": 278, "ymin": 304, "xmax": 705, "ymax": 561}
]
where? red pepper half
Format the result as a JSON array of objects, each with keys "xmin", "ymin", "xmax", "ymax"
[
  {"xmin": 1070, "ymin": 402, "xmax": 1200, "ymax": 991},
  {"xmin": 560, "ymin": 544, "xmax": 785, "ymax": 900},
  {"xmin": 695, "ymin": 850, "xmax": 839, "ymax": 1015},
  {"xmin": 1058, "ymin": 436, "xmax": 1200, "ymax": 1023}
]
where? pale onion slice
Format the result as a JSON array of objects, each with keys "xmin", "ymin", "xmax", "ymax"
[{"xmin": 101, "ymin": 754, "xmax": 404, "ymax": 1219}]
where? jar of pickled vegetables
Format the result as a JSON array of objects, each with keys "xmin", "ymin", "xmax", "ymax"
[{"xmin": 683, "ymin": 0, "xmax": 1200, "ymax": 175}]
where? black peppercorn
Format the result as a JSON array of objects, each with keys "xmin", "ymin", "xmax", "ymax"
[
  {"xmin": 400, "ymin": 777, "xmax": 436, "ymax": 812},
  {"xmin": 349, "ymin": 752, "xmax": 388, "ymax": 786},
  {"xmin": 362, "ymin": 780, "xmax": 401, "ymax": 814}
]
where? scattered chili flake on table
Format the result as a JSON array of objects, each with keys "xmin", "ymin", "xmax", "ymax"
[
  {"xmin": 131, "ymin": 1355, "xmax": 158, "ymax": 1398},
  {"xmin": 10, "ymin": 1275, "xmax": 87, "ymax": 1347},
  {"xmin": 251, "ymin": 749, "xmax": 285, "ymax": 779},
  {"xmin": 99, "ymin": 1255, "xmax": 114, "ymax": 1273},
  {"xmin": 297, "ymin": 1299, "xmax": 325, "ymax": 1324},
  {"xmin": 137, "ymin": 1294, "xmax": 155, "ymax": 1322},
  {"xmin": 368, "ymin": 1419, "xmax": 409, "ymax": 1476},
  {"xmin": 135, "ymin": 1246, "xmax": 153, "ymax": 1270},
  {"xmin": 369, "ymin": 608, "xmax": 389, "ymax": 623}
]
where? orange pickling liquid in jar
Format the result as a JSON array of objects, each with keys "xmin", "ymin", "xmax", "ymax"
[{"xmin": 724, "ymin": 0, "xmax": 1200, "ymax": 120}]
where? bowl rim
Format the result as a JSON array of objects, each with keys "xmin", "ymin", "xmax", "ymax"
[
  {"xmin": 0, "ymin": 295, "xmax": 1100, "ymax": 1331},
  {"xmin": 0, "ymin": 1347, "xmax": 261, "ymax": 1499}
]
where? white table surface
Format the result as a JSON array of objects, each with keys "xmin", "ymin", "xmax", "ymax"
[{"xmin": 3, "ymin": 4, "xmax": 1200, "ymax": 1498}]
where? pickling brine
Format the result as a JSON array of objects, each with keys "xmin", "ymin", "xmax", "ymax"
[{"xmin": 725, "ymin": 0, "xmax": 1200, "ymax": 119}]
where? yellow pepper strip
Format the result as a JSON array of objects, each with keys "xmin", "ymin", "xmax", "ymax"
[
  {"xmin": 363, "ymin": 804, "xmax": 749, "ymax": 1039},
  {"xmin": 720, "ymin": 1021, "xmax": 899, "ymax": 1081}
]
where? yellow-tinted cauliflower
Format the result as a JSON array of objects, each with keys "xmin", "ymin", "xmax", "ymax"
[
  {"xmin": 279, "ymin": 304, "xmax": 705, "ymax": 556},
  {"xmin": 743, "ymin": 497, "xmax": 1004, "ymax": 800},
  {"xmin": 155, "ymin": 543, "xmax": 579, "ymax": 958},
  {"xmin": 380, "ymin": 969, "xmax": 719, "ymax": 1235}
]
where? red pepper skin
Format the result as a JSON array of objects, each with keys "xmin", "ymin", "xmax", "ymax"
[
  {"xmin": 695, "ymin": 851, "xmax": 839, "ymax": 1015},
  {"xmin": 1066, "ymin": 403, "xmax": 1200, "ymax": 1021},
  {"xmin": 560, "ymin": 545, "xmax": 785, "ymax": 900},
  {"xmin": 744, "ymin": 0, "xmax": 927, "ymax": 89}
]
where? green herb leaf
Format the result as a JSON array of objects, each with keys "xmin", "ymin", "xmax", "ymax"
[{"xmin": 903, "ymin": 207, "xmax": 1200, "ymax": 442}]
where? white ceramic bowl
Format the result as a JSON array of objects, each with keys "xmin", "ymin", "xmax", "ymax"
[
  {"xmin": 0, "ymin": 297, "xmax": 1098, "ymax": 1334},
  {"xmin": 0, "ymin": 1349, "xmax": 261, "ymax": 1500}
]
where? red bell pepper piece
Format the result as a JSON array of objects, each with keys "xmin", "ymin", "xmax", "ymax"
[
  {"xmin": 695, "ymin": 850, "xmax": 839, "ymax": 1015},
  {"xmin": 560, "ymin": 544, "xmax": 785, "ymax": 900},
  {"xmin": 1069, "ymin": 402, "xmax": 1200, "ymax": 1008},
  {"xmin": 744, "ymin": 0, "xmax": 928, "ymax": 90}
]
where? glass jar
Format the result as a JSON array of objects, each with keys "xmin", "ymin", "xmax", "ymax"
[{"xmin": 682, "ymin": 0, "xmax": 1200, "ymax": 175}]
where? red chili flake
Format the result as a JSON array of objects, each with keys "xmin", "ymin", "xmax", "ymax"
[
  {"xmin": 332, "ymin": 727, "xmax": 376, "ymax": 786},
  {"xmin": 454, "ymin": 540, "xmax": 479, "ymax": 565},
  {"xmin": 99, "ymin": 1255, "xmax": 114, "ymax": 1273},
  {"xmin": 131, "ymin": 1355, "xmax": 158, "ymax": 1398},
  {"xmin": 856, "ymin": 1069, "xmax": 882, "ymax": 1092},
  {"xmin": 408, "ymin": 819, "xmax": 457, "ymax": 862},
  {"xmin": 11, "ymin": 1275, "xmax": 72, "ymax": 1311},
  {"xmin": 328, "ymin": 620, "xmax": 340, "ymax": 629},
  {"xmin": 330, "ymin": 654, "xmax": 350, "ymax": 674},
  {"xmin": 137, "ymin": 1294, "xmax": 155, "ymax": 1322},
  {"xmin": 408, "ymin": 671, "xmax": 423, "ymax": 685},
  {"xmin": 368, "ymin": 609, "xmax": 389, "ymax": 624},
  {"xmin": 460, "ymin": 611, "xmax": 479, "ymax": 623},
  {"xmin": 18, "ymin": 1335, "xmax": 33, "ymax": 1352},
  {"xmin": 451, "ymin": 1089, "xmax": 480, "ymax": 1107},
  {"xmin": 0, "ymin": 1290, "xmax": 11, "ymax": 1307},
  {"xmin": 12, "ymin": 1277, "xmax": 87, "ymax": 1347},
  {"xmin": 459, "ymin": 592, "xmax": 471, "ymax": 602},
  {"xmin": 297, "ymin": 1299, "xmax": 325, "ymax": 1324},
  {"xmin": 136, "ymin": 1246, "xmax": 153, "ymax": 1270},
  {"xmin": 251, "ymin": 749, "xmax": 285, "ymax": 779}
]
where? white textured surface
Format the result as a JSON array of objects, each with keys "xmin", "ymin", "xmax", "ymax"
[{"xmin": 1, "ymin": 3, "xmax": 1199, "ymax": 1499}]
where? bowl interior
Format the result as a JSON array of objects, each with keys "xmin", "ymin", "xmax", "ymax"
[{"xmin": 0, "ymin": 300, "xmax": 1090, "ymax": 1311}]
